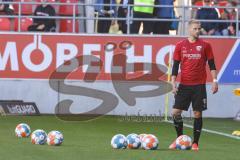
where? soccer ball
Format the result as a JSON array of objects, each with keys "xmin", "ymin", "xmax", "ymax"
[
  {"xmin": 139, "ymin": 133, "xmax": 147, "ymax": 142},
  {"xmin": 176, "ymin": 135, "xmax": 192, "ymax": 150},
  {"xmin": 141, "ymin": 134, "xmax": 159, "ymax": 150},
  {"xmin": 138, "ymin": 133, "xmax": 147, "ymax": 148},
  {"xmin": 31, "ymin": 129, "xmax": 47, "ymax": 145},
  {"xmin": 126, "ymin": 133, "xmax": 141, "ymax": 149},
  {"xmin": 15, "ymin": 123, "xmax": 31, "ymax": 137},
  {"xmin": 111, "ymin": 134, "xmax": 127, "ymax": 149},
  {"xmin": 47, "ymin": 130, "xmax": 64, "ymax": 146}
]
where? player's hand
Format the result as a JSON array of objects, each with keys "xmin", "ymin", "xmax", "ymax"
[
  {"xmin": 208, "ymin": 29, "xmax": 215, "ymax": 35},
  {"xmin": 100, "ymin": 9, "xmax": 108, "ymax": 14},
  {"xmin": 228, "ymin": 25, "xmax": 235, "ymax": 34},
  {"xmin": 107, "ymin": 10, "xmax": 114, "ymax": 15},
  {"xmin": 171, "ymin": 81, "xmax": 178, "ymax": 95},
  {"xmin": 0, "ymin": 4, "xmax": 4, "ymax": 10},
  {"xmin": 201, "ymin": 28, "xmax": 207, "ymax": 35},
  {"xmin": 37, "ymin": 24, "xmax": 45, "ymax": 30},
  {"xmin": 211, "ymin": 82, "xmax": 218, "ymax": 94}
]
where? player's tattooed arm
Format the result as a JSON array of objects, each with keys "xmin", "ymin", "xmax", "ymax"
[
  {"xmin": 208, "ymin": 59, "xmax": 218, "ymax": 94},
  {"xmin": 210, "ymin": 70, "xmax": 218, "ymax": 94},
  {"xmin": 171, "ymin": 75, "xmax": 178, "ymax": 95}
]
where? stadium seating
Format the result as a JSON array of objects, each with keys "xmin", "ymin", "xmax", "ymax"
[
  {"xmin": 218, "ymin": 1, "xmax": 228, "ymax": 14},
  {"xmin": 194, "ymin": 1, "xmax": 203, "ymax": 6},
  {"xmin": 36, "ymin": 0, "xmax": 57, "ymax": 3},
  {"xmin": 59, "ymin": 0, "xmax": 79, "ymax": 16},
  {"xmin": 59, "ymin": 19, "xmax": 79, "ymax": 33},
  {"xmin": 14, "ymin": 18, "xmax": 33, "ymax": 31},
  {"xmin": 0, "ymin": 18, "xmax": 11, "ymax": 31},
  {"xmin": 13, "ymin": 0, "xmax": 33, "ymax": 15}
]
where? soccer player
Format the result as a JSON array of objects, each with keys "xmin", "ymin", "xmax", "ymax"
[{"xmin": 169, "ymin": 20, "xmax": 218, "ymax": 151}]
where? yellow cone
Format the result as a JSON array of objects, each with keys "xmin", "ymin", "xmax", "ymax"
[
  {"xmin": 234, "ymin": 88, "xmax": 240, "ymax": 96},
  {"xmin": 232, "ymin": 131, "xmax": 240, "ymax": 136},
  {"xmin": 236, "ymin": 131, "xmax": 240, "ymax": 136},
  {"xmin": 232, "ymin": 131, "xmax": 238, "ymax": 136}
]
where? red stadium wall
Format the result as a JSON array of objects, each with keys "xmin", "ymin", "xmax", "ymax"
[
  {"xmin": 0, "ymin": 34, "xmax": 239, "ymax": 117},
  {"xmin": 0, "ymin": 34, "xmax": 238, "ymax": 83}
]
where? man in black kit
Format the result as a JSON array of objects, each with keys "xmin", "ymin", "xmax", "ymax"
[{"xmin": 28, "ymin": 0, "xmax": 56, "ymax": 32}]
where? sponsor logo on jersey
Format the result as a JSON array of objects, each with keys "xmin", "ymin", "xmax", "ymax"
[{"xmin": 183, "ymin": 53, "xmax": 201, "ymax": 59}]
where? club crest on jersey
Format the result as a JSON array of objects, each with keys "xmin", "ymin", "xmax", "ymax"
[
  {"xmin": 181, "ymin": 47, "xmax": 187, "ymax": 54},
  {"xmin": 196, "ymin": 46, "xmax": 202, "ymax": 51}
]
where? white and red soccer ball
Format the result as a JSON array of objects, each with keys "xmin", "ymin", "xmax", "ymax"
[
  {"xmin": 47, "ymin": 130, "xmax": 64, "ymax": 146},
  {"xmin": 176, "ymin": 135, "xmax": 192, "ymax": 150},
  {"xmin": 141, "ymin": 134, "xmax": 159, "ymax": 150},
  {"xmin": 15, "ymin": 123, "xmax": 31, "ymax": 138},
  {"xmin": 139, "ymin": 133, "xmax": 147, "ymax": 142},
  {"xmin": 139, "ymin": 133, "xmax": 147, "ymax": 148}
]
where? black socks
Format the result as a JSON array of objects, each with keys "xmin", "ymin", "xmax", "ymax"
[
  {"xmin": 173, "ymin": 115, "xmax": 203, "ymax": 144},
  {"xmin": 173, "ymin": 115, "xmax": 183, "ymax": 137},
  {"xmin": 193, "ymin": 117, "xmax": 203, "ymax": 144}
]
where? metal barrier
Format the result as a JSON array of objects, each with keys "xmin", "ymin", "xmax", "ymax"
[{"xmin": 0, "ymin": 1, "xmax": 239, "ymax": 37}]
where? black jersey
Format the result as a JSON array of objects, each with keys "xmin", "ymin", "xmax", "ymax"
[{"xmin": 33, "ymin": 5, "xmax": 56, "ymax": 30}]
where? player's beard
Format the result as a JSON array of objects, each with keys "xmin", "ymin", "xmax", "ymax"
[
  {"xmin": 193, "ymin": 32, "xmax": 200, "ymax": 40},
  {"xmin": 189, "ymin": 34, "xmax": 199, "ymax": 42}
]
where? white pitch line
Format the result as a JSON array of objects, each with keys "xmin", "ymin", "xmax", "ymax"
[{"xmin": 165, "ymin": 120, "xmax": 240, "ymax": 140}]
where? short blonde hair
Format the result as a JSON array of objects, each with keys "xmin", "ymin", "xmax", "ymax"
[{"xmin": 188, "ymin": 20, "xmax": 201, "ymax": 26}]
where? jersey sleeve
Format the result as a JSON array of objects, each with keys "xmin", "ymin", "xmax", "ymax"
[
  {"xmin": 205, "ymin": 42, "xmax": 214, "ymax": 60},
  {"xmin": 173, "ymin": 42, "xmax": 181, "ymax": 61}
]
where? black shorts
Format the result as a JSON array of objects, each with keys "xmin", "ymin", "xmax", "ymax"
[{"xmin": 173, "ymin": 84, "xmax": 207, "ymax": 111}]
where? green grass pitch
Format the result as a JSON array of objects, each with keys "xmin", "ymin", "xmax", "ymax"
[{"xmin": 0, "ymin": 115, "xmax": 239, "ymax": 160}]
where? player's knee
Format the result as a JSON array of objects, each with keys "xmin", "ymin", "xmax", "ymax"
[
  {"xmin": 172, "ymin": 112, "xmax": 180, "ymax": 118},
  {"xmin": 172, "ymin": 109, "xmax": 182, "ymax": 117},
  {"xmin": 172, "ymin": 113, "xmax": 183, "ymax": 122},
  {"xmin": 193, "ymin": 111, "xmax": 202, "ymax": 118}
]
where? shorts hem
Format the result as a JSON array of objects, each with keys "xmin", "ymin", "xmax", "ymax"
[{"xmin": 173, "ymin": 105, "xmax": 188, "ymax": 111}]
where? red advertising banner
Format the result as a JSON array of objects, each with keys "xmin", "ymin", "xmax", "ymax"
[{"xmin": 0, "ymin": 34, "xmax": 236, "ymax": 82}]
